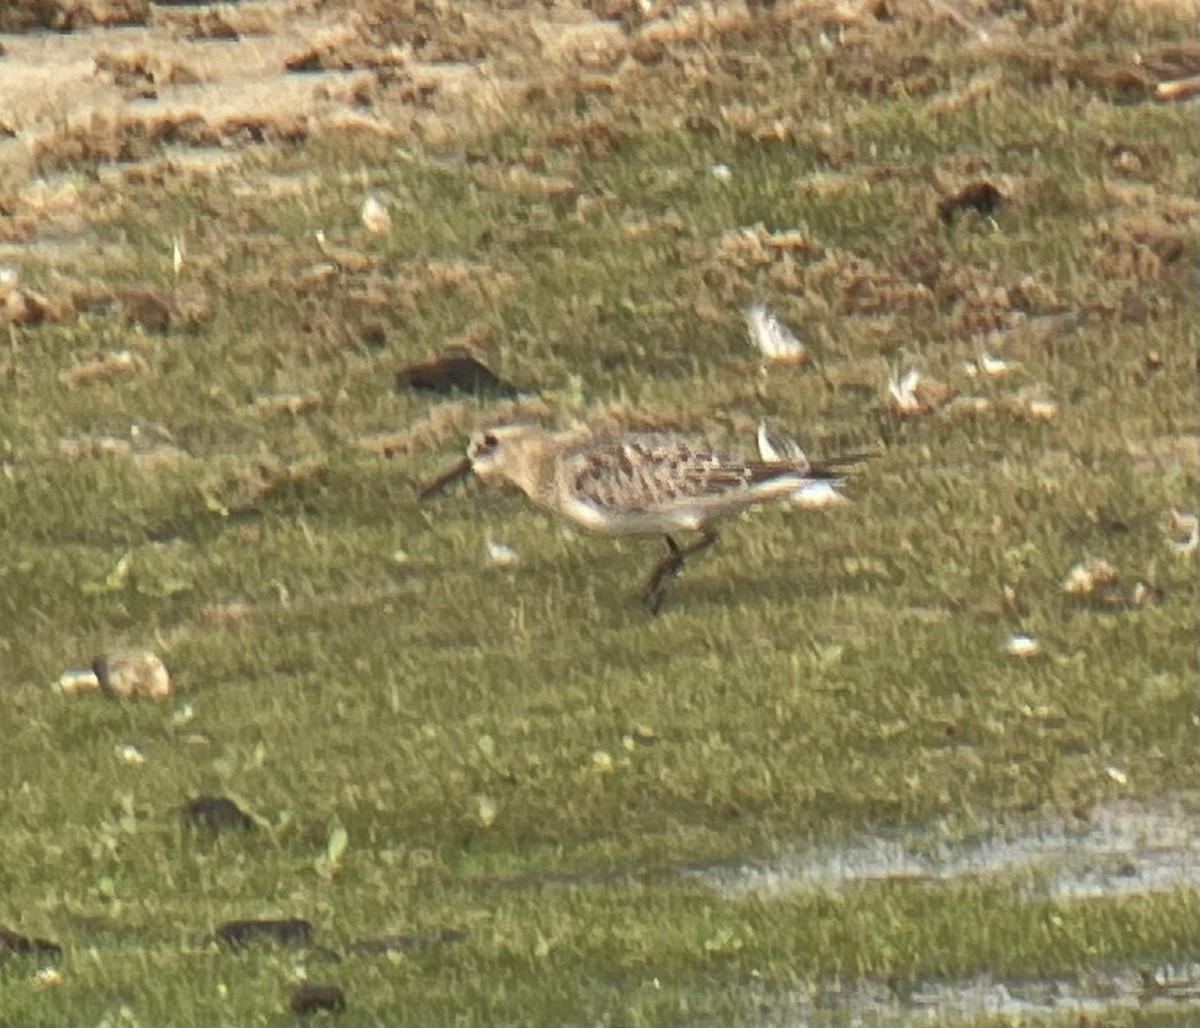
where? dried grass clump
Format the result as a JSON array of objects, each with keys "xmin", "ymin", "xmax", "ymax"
[
  {"xmin": 0, "ymin": 0, "xmax": 148, "ymax": 32},
  {"xmin": 32, "ymin": 111, "xmax": 309, "ymax": 172}
]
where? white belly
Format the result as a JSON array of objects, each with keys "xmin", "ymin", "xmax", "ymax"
[{"xmin": 557, "ymin": 494, "xmax": 705, "ymax": 536}]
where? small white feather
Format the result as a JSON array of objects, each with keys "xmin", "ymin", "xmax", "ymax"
[
  {"xmin": 888, "ymin": 367, "xmax": 923, "ymax": 413},
  {"xmin": 745, "ymin": 302, "xmax": 806, "ymax": 362}
]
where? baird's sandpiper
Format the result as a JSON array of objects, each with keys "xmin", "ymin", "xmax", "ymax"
[{"xmin": 421, "ymin": 423, "xmax": 864, "ymax": 613}]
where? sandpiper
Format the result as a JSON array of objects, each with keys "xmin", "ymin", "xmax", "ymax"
[{"xmin": 421, "ymin": 422, "xmax": 864, "ymax": 613}]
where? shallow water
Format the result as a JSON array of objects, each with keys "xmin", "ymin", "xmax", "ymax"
[
  {"xmin": 755, "ymin": 962, "xmax": 1200, "ymax": 1028},
  {"xmin": 688, "ymin": 795, "xmax": 1199, "ymax": 901},
  {"xmin": 683, "ymin": 796, "xmax": 1199, "ymax": 1025}
]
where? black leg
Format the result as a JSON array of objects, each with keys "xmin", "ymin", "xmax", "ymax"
[
  {"xmin": 641, "ymin": 537, "xmax": 681, "ymax": 614},
  {"xmin": 640, "ymin": 530, "xmax": 718, "ymax": 614}
]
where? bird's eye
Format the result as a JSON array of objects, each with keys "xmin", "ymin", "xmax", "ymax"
[{"xmin": 472, "ymin": 432, "xmax": 500, "ymax": 458}]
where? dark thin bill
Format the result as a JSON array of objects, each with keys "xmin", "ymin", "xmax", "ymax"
[{"xmin": 418, "ymin": 456, "xmax": 473, "ymax": 499}]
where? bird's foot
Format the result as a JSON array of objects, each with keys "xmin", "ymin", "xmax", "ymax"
[{"xmin": 638, "ymin": 532, "xmax": 717, "ymax": 615}]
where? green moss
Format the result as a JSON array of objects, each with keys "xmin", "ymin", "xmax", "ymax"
[{"xmin": 1, "ymin": 0, "xmax": 1196, "ymax": 1023}]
